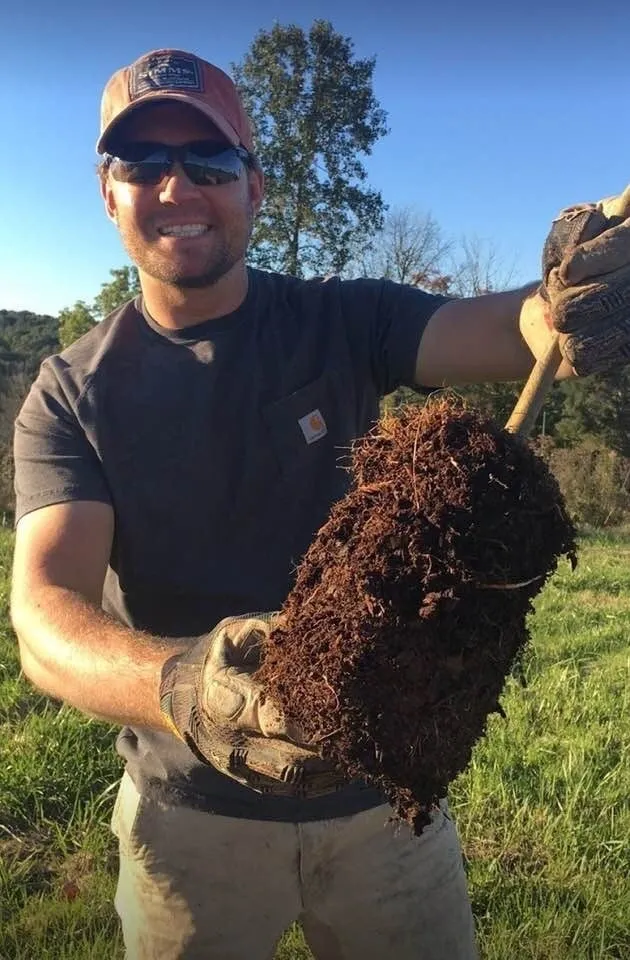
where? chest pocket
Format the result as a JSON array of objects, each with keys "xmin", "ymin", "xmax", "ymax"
[{"xmin": 262, "ymin": 370, "xmax": 351, "ymax": 482}]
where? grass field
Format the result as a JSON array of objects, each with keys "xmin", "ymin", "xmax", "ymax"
[{"xmin": 1, "ymin": 528, "xmax": 629, "ymax": 959}]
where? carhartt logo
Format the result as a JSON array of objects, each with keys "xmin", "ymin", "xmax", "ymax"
[{"xmin": 298, "ymin": 409, "xmax": 327, "ymax": 444}]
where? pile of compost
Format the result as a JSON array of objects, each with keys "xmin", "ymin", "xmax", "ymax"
[{"xmin": 257, "ymin": 397, "xmax": 577, "ymax": 833}]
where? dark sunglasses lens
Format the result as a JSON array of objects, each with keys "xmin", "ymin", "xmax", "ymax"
[
  {"xmin": 183, "ymin": 149, "xmax": 244, "ymax": 186},
  {"xmin": 109, "ymin": 156, "xmax": 168, "ymax": 185}
]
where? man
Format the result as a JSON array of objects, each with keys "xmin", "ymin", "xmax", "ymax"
[{"xmin": 10, "ymin": 48, "xmax": 630, "ymax": 960}]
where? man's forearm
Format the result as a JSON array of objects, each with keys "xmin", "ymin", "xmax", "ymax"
[
  {"xmin": 12, "ymin": 585, "xmax": 188, "ymax": 730},
  {"xmin": 415, "ymin": 282, "xmax": 573, "ymax": 387}
]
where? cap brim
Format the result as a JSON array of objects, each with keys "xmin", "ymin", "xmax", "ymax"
[{"xmin": 96, "ymin": 92, "xmax": 240, "ymax": 154}]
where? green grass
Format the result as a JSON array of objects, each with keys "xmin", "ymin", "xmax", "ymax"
[{"xmin": 1, "ymin": 529, "xmax": 628, "ymax": 959}]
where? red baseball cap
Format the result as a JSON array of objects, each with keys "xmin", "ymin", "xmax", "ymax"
[{"xmin": 97, "ymin": 49, "xmax": 254, "ymax": 154}]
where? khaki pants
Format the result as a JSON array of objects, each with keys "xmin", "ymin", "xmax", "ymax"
[{"xmin": 111, "ymin": 771, "xmax": 478, "ymax": 960}]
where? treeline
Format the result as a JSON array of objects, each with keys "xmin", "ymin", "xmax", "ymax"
[{"xmin": 0, "ymin": 309, "xmax": 59, "ymax": 373}]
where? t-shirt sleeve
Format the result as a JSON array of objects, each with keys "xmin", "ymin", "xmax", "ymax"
[
  {"xmin": 340, "ymin": 278, "xmax": 452, "ymax": 396},
  {"xmin": 13, "ymin": 358, "xmax": 112, "ymax": 524}
]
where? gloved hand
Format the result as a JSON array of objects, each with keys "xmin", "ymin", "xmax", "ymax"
[
  {"xmin": 541, "ymin": 185, "xmax": 630, "ymax": 375},
  {"xmin": 159, "ymin": 613, "xmax": 345, "ymax": 798}
]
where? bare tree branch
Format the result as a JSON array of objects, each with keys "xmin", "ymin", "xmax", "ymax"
[
  {"xmin": 349, "ymin": 207, "xmax": 452, "ymax": 286},
  {"xmin": 448, "ymin": 236, "xmax": 517, "ymax": 296}
]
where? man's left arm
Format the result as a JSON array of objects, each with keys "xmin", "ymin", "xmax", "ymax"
[
  {"xmin": 415, "ymin": 185, "xmax": 630, "ymax": 390},
  {"xmin": 413, "ymin": 283, "xmax": 573, "ymax": 388}
]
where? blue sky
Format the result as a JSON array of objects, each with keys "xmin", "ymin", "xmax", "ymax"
[{"xmin": 2, "ymin": 0, "xmax": 630, "ymax": 316}]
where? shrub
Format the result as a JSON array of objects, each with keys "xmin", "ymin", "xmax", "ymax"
[{"xmin": 534, "ymin": 436, "xmax": 630, "ymax": 527}]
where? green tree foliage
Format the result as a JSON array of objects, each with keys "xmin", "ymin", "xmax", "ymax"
[
  {"xmin": 0, "ymin": 310, "xmax": 59, "ymax": 376},
  {"xmin": 57, "ymin": 266, "xmax": 140, "ymax": 351},
  {"xmin": 233, "ymin": 20, "xmax": 388, "ymax": 276},
  {"xmin": 93, "ymin": 266, "xmax": 141, "ymax": 319},
  {"xmin": 554, "ymin": 368, "xmax": 630, "ymax": 457},
  {"xmin": 58, "ymin": 301, "xmax": 96, "ymax": 350}
]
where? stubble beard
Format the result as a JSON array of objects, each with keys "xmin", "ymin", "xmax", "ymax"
[{"xmin": 120, "ymin": 204, "xmax": 254, "ymax": 290}]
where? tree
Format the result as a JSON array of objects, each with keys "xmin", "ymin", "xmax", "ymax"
[
  {"xmin": 93, "ymin": 266, "xmax": 141, "ymax": 319},
  {"xmin": 448, "ymin": 236, "xmax": 516, "ymax": 297},
  {"xmin": 0, "ymin": 310, "xmax": 59, "ymax": 376},
  {"xmin": 233, "ymin": 20, "xmax": 388, "ymax": 276},
  {"xmin": 57, "ymin": 266, "xmax": 140, "ymax": 351},
  {"xmin": 554, "ymin": 368, "xmax": 630, "ymax": 457},
  {"xmin": 58, "ymin": 301, "xmax": 96, "ymax": 350},
  {"xmin": 351, "ymin": 207, "xmax": 452, "ymax": 287}
]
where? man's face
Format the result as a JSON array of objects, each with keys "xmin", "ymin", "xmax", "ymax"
[{"xmin": 101, "ymin": 102, "xmax": 264, "ymax": 289}]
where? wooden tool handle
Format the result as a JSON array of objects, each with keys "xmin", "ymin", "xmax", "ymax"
[
  {"xmin": 505, "ymin": 183, "xmax": 630, "ymax": 439},
  {"xmin": 504, "ymin": 332, "xmax": 562, "ymax": 438}
]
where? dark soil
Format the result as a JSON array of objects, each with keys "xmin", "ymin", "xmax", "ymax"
[{"xmin": 257, "ymin": 398, "xmax": 577, "ymax": 833}]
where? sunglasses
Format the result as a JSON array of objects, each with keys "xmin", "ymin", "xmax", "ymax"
[{"xmin": 104, "ymin": 142, "xmax": 251, "ymax": 186}]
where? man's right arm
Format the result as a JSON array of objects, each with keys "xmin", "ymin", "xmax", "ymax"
[
  {"xmin": 10, "ymin": 499, "xmax": 187, "ymax": 731},
  {"xmin": 10, "ymin": 499, "xmax": 342, "ymax": 795}
]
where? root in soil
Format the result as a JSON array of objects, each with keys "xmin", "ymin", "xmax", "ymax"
[{"xmin": 256, "ymin": 397, "xmax": 577, "ymax": 833}]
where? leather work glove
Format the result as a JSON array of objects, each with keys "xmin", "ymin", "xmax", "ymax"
[
  {"xmin": 541, "ymin": 185, "xmax": 630, "ymax": 376},
  {"xmin": 159, "ymin": 613, "xmax": 345, "ymax": 798}
]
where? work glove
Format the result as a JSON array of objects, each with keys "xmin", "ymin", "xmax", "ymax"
[
  {"xmin": 159, "ymin": 613, "xmax": 345, "ymax": 798},
  {"xmin": 541, "ymin": 185, "xmax": 630, "ymax": 375}
]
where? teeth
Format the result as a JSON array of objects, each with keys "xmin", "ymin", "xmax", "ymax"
[{"xmin": 159, "ymin": 224, "xmax": 208, "ymax": 237}]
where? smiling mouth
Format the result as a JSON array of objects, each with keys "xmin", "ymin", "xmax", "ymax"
[{"xmin": 158, "ymin": 224, "xmax": 210, "ymax": 238}]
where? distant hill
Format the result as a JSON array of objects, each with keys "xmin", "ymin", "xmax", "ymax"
[{"xmin": 0, "ymin": 310, "xmax": 59, "ymax": 376}]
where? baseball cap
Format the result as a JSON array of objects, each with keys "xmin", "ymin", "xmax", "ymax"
[{"xmin": 97, "ymin": 49, "xmax": 254, "ymax": 155}]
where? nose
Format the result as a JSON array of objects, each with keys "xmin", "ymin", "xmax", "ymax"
[{"xmin": 158, "ymin": 162, "xmax": 202, "ymax": 203}]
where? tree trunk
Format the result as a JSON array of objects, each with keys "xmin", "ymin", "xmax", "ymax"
[{"xmin": 287, "ymin": 181, "xmax": 303, "ymax": 276}]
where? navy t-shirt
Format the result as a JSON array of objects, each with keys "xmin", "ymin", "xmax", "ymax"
[{"xmin": 14, "ymin": 268, "xmax": 447, "ymax": 821}]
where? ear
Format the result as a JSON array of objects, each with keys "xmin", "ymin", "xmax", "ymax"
[
  {"xmin": 248, "ymin": 165, "xmax": 265, "ymax": 216},
  {"xmin": 100, "ymin": 172, "xmax": 118, "ymax": 225}
]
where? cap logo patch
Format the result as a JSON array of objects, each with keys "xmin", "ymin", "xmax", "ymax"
[
  {"xmin": 130, "ymin": 54, "xmax": 203, "ymax": 100},
  {"xmin": 298, "ymin": 409, "xmax": 328, "ymax": 445}
]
